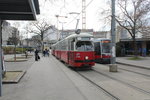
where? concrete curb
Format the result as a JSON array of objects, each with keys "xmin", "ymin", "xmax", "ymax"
[
  {"xmin": 5, "ymin": 59, "xmax": 28, "ymax": 62},
  {"xmin": 21, "ymin": 55, "xmax": 33, "ymax": 56},
  {"xmin": 116, "ymin": 62, "xmax": 150, "ymax": 70}
]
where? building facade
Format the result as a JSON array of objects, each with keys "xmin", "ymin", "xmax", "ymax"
[
  {"xmin": 2, "ymin": 21, "xmax": 20, "ymax": 46},
  {"xmin": 116, "ymin": 26, "xmax": 150, "ymax": 56}
]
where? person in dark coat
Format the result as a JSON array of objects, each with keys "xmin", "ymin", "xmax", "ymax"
[
  {"xmin": 43, "ymin": 50, "xmax": 46, "ymax": 57},
  {"xmin": 35, "ymin": 49, "xmax": 39, "ymax": 61},
  {"xmin": 45, "ymin": 49, "xmax": 49, "ymax": 57},
  {"xmin": 25, "ymin": 51, "xmax": 28, "ymax": 58}
]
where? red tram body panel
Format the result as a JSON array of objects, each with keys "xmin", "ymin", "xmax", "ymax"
[
  {"xmin": 72, "ymin": 51, "xmax": 95, "ymax": 67},
  {"xmin": 60, "ymin": 50, "xmax": 68, "ymax": 63},
  {"xmin": 51, "ymin": 33, "xmax": 95, "ymax": 68}
]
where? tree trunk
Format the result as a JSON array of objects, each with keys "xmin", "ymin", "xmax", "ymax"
[
  {"xmin": 133, "ymin": 37, "xmax": 138, "ymax": 57},
  {"xmin": 14, "ymin": 44, "xmax": 16, "ymax": 61},
  {"xmin": 41, "ymin": 33, "xmax": 44, "ymax": 53}
]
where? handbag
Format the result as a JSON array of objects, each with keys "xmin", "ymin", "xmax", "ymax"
[{"xmin": 38, "ymin": 55, "xmax": 40, "ymax": 59}]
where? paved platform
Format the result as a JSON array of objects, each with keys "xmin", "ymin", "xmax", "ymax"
[
  {"xmin": 1, "ymin": 55, "xmax": 109, "ymax": 100},
  {"xmin": 116, "ymin": 57, "xmax": 150, "ymax": 69},
  {"xmin": 1, "ymin": 54, "xmax": 150, "ymax": 100}
]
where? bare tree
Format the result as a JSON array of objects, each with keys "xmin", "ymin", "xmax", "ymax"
[
  {"xmin": 32, "ymin": 35, "xmax": 41, "ymax": 47},
  {"xmin": 8, "ymin": 27, "xmax": 20, "ymax": 61},
  {"xmin": 27, "ymin": 19, "xmax": 52, "ymax": 52},
  {"xmin": 116, "ymin": 0, "xmax": 150, "ymax": 56},
  {"xmin": 96, "ymin": 0, "xmax": 112, "ymax": 31}
]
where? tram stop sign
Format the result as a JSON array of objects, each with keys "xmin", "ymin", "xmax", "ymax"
[{"xmin": 0, "ymin": 0, "xmax": 40, "ymax": 96}]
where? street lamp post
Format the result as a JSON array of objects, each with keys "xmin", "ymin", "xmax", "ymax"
[
  {"xmin": 109, "ymin": 0, "xmax": 118, "ymax": 72},
  {"xmin": 59, "ymin": 21, "xmax": 66, "ymax": 31},
  {"xmin": 55, "ymin": 15, "xmax": 67, "ymax": 40},
  {"xmin": 59, "ymin": 21, "xmax": 66, "ymax": 39},
  {"xmin": 55, "ymin": 15, "xmax": 59, "ymax": 40}
]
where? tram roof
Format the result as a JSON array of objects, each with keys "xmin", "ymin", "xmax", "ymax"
[
  {"xmin": 53, "ymin": 33, "xmax": 93, "ymax": 46},
  {"xmin": 65, "ymin": 33, "xmax": 93, "ymax": 39}
]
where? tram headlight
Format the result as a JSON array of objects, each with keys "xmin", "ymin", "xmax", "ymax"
[{"xmin": 85, "ymin": 56, "xmax": 89, "ymax": 60}]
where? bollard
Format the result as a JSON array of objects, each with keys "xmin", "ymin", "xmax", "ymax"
[{"xmin": 109, "ymin": 64, "xmax": 118, "ymax": 72}]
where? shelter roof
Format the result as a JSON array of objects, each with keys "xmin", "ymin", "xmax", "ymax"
[{"xmin": 0, "ymin": 0, "xmax": 40, "ymax": 20}]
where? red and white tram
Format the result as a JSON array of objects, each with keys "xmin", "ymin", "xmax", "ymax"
[
  {"xmin": 93, "ymin": 38, "xmax": 111, "ymax": 64},
  {"xmin": 52, "ymin": 32, "xmax": 95, "ymax": 68}
]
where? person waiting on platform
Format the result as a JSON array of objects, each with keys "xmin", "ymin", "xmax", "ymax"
[
  {"xmin": 25, "ymin": 51, "xmax": 28, "ymax": 58},
  {"xmin": 35, "ymin": 49, "xmax": 39, "ymax": 61},
  {"xmin": 45, "ymin": 49, "xmax": 49, "ymax": 57},
  {"xmin": 142, "ymin": 48, "xmax": 146, "ymax": 57},
  {"xmin": 43, "ymin": 50, "xmax": 46, "ymax": 57}
]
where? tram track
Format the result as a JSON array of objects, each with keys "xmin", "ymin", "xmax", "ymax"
[
  {"xmin": 52, "ymin": 56, "xmax": 120, "ymax": 100},
  {"xmin": 76, "ymin": 71, "xmax": 120, "ymax": 100},
  {"xmin": 118, "ymin": 67, "xmax": 150, "ymax": 78},
  {"xmin": 52, "ymin": 55, "xmax": 150, "ymax": 99},
  {"xmin": 103, "ymin": 64, "xmax": 150, "ymax": 78},
  {"xmin": 92, "ymin": 69, "xmax": 150, "ymax": 95},
  {"xmin": 116, "ymin": 62, "xmax": 150, "ymax": 70}
]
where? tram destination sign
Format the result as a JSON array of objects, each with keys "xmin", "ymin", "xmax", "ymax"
[{"xmin": 77, "ymin": 37, "xmax": 91, "ymax": 41}]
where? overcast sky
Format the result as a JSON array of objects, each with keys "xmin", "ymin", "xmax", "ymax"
[
  {"xmin": 38, "ymin": 0, "xmax": 110, "ymax": 31},
  {"xmin": 9, "ymin": 0, "xmax": 111, "ymax": 38}
]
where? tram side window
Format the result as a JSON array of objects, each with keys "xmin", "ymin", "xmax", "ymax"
[
  {"xmin": 68, "ymin": 40, "xmax": 71, "ymax": 51},
  {"xmin": 61, "ymin": 41, "xmax": 66, "ymax": 50},
  {"xmin": 65, "ymin": 40, "xmax": 68, "ymax": 50},
  {"xmin": 70, "ymin": 39, "xmax": 75, "ymax": 50},
  {"xmin": 94, "ymin": 42, "xmax": 101, "ymax": 55}
]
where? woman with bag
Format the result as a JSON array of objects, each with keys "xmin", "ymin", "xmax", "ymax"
[{"xmin": 35, "ymin": 49, "xmax": 39, "ymax": 61}]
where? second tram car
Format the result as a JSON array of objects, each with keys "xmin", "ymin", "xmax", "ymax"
[
  {"xmin": 93, "ymin": 38, "xmax": 111, "ymax": 64},
  {"xmin": 52, "ymin": 32, "xmax": 95, "ymax": 68}
]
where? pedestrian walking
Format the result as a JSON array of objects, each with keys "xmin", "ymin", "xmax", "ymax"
[
  {"xmin": 45, "ymin": 49, "xmax": 49, "ymax": 57},
  {"xmin": 35, "ymin": 49, "xmax": 39, "ymax": 61},
  {"xmin": 42, "ymin": 50, "xmax": 45, "ymax": 57},
  {"xmin": 142, "ymin": 48, "xmax": 146, "ymax": 57}
]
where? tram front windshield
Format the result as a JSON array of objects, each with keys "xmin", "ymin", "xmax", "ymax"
[
  {"xmin": 101, "ymin": 41, "xmax": 111, "ymax": 53},
  {"xmin": 76, "ymin": 41, "xmax": 93, "ymax": 51}
]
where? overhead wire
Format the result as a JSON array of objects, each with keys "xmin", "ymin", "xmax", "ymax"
[{"xmin": 58, "ymin": 0, "xmax": 80, "ymax": 29}]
